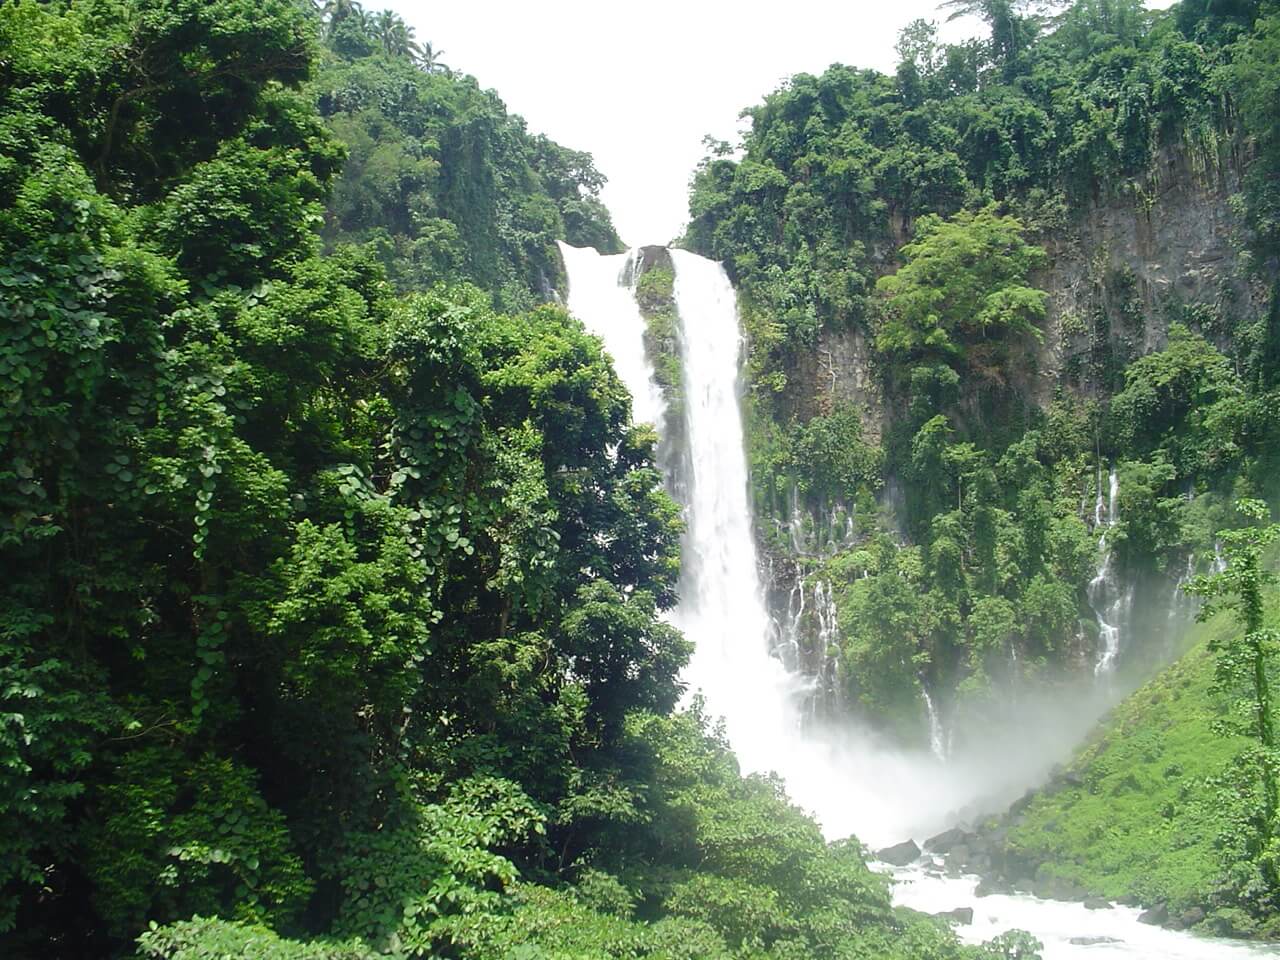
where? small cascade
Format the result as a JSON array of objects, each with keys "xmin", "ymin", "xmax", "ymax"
[
  {"xmin": 1213, "ymin": 540, "xmax": 1228, "ymax": 574},
  {"xmin": 1088, "ymin": 465, "xmax": 1132, "ymax": 675},
  {"xmin": 812, "ymin": 578, "xmax": 841, "ymax": 713},
  {"xmin": 1169, "ymin": 553, "xmax": 1197, "ymax": 620},
  {"xmin": 921, "ymin": 685, "xmax": 947, "ymax": 761},
  {"xmin": 776, "ymin": 568, "xmax": 808, "ymax": 672},
  {"xmin": 773, "ymin": 570, "xmax": 841, "ymax": 713},
  {"xmin": 776, "ymin": 485, "xmax": 858, "ymax": 558}
]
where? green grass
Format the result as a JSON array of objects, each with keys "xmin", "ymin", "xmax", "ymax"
[{"xmin": 1004, "ymin": 608, "xmax": 1258, "ymax": 916}]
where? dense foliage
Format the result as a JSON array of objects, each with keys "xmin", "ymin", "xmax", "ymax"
[
  {"xmin": 995, "ymin": 543, "xmax": 1280, "ymax": 936},
  {"xmin": 311, "ymin": 2, "xmax": 623, "ymax": 307},
  {"xmin": 0, "ymin": 0, "xmax": 1014, "ymax": 957},
  {"xmin": 685, "ymin": 0, "xmax": 1280, "ymax": 745}
]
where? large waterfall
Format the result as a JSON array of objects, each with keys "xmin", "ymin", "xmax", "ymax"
[
  {"xmin": 560, "ymin": 242, "xmax": 809, "ymax": 774},
  {"xmin": 560, "ymin": 241, "xmax": 1024, "ymax": 846},
  {"xmin": 558, "ymin": 242, "xmax": 1273, "ymax": 959},
  {"xmin": 662, "ymin": 249, "xmax": 815, "ymax": 772}
]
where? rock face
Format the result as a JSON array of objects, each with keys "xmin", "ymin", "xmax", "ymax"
[
  {"xmin": 1037, "ymin": 150, "xmax": 1267, "ymax": 404},
  {"xmin": 875, "ymin": 839, "xmax": 921, "ymax": 866},
  {"xmin": 753, "ymin": 148, "xmax": 1270, "ymax": 721}
]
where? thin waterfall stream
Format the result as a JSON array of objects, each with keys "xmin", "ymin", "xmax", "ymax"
[{"xmin": 558, "ymin": 241, "xmax": 1276, "ymax": 960}]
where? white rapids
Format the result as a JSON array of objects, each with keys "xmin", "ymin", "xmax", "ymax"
[
  {"xmin": 557, "ymin": 241, "xmax": 1280, "ymax": 959},
  {"xmin": 893, "ymin": 870, "xmax": 1277, "ymax": 960}
]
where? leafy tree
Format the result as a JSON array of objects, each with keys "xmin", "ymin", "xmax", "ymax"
[
  {"xmin": 875, "ymin": 207, "xmax": 1048, "ymax": 361},
  {"xmin": 1188, "ymin": 501, "xmax": 1280, "ymax": 890}
]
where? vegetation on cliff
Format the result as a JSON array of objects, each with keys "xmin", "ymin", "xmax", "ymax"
[
  {"xmin": 980, "ymin": 547, "xmax": 1279, "ymax": 936},
  {"xmin": 685, "ymin": 0, "xmax": 1280, "ymax": 744},
  {"xmin": 0, "ymin": 0, "xmax": 1012, "ymax": 957}
]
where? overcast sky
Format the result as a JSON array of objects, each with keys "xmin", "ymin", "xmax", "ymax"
[{"xmin": 386, "ymin": 0, "xmax": 1177, "ymax": 248}]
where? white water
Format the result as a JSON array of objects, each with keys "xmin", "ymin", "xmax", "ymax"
[
  {"xmin": 894, "ymin": 869, "xmax": 1277, "ymax": 959},
  {"xmin": 557, "ymin": 242, "xmax": 666, "ymax": 431},
  {"xmin": 922, "ymin": 686, "xmax": 948, "ymax": 761},
  {"xmin": 558, "ymin": 243, "xmax": 1277, "ymax": 958},
  {"xmin": 1089, "ymin": 466, "xmax": 1133, "ymax": 676}
]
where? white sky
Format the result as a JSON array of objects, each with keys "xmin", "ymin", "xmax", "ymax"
[{"xmin": 386, "ymin": 0, "xmax": 1177, "ymax": 248}]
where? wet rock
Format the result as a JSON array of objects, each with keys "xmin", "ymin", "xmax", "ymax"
[
  {"xmin": 947, "ymin": 843, "xmax": 971, "ymax": 867},
  {"xmin": 1083, "ymin": 897, "xmax": 1112, "ymax": 910},
  {"xmin": 1069, "ymin": 936, "xmax": 1122, "ymax": 946},
  {"xmin": 876, "ymin": 839, "xmax": 920, "ymax": 866},
  {"xmin": 1179, "ymin": 906, "xmax": 1206, "ymax": 927},
  {"xmin": 934, "ymin": 907, "xmax": 974, "ymax": 925},
  {"xmin": 975, "ymin": 878, "xmax": 1013, "ymax": 898},
  {"xmin": 1138, "ymin": 902, "xmax": 1168, "ymax": 925},
  {"xmin": 924, "ymin": 827, "xmax": 969, "ymax": 853}
]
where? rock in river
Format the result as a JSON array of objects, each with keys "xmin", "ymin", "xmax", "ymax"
[{"xmin": 876, "ymin": 839, "xmax": 921, "ymax": 865}]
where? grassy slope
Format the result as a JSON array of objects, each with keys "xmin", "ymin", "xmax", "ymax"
[{"xmin": 1003, "ymin": 606, "xmax": 1263, "ymax": 918}]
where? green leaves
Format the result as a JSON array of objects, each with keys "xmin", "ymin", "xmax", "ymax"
[{"xmin": 875, "ymin": 206, "xmax": 1048, "ymax": 361}]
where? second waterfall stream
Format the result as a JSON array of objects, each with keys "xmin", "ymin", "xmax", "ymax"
[{"xmin": 557, "ymin": 241, "xmax": 1276, "ymax": 960}]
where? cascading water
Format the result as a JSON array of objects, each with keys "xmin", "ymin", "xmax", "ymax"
[
  {"xmin": 563, "ymin": 243, "xmax": 954, "ymax": 843},
  {"xmin": 557, "ymin": 242, "xmax": 667, "ymax": 433},
  {"xmin": 559, "ymin": 242, "xmax": 1273, "ymax": 959},
  {"xmin": 1089, "ymin": 466, "xmax": 1134, "ymax": 675},
  {"xmin": 922, "ymin": 685, "xmax": 948, "ymax": 761}
]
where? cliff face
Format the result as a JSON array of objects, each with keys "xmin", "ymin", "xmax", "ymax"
[
  {"xmin": 1039, "ymin": 146, "xmax": 1267, "ymax": 401},
  {"xmin": 789, "ymin": 149, "xmax": 1263, "ymax": 435},
  {"xmin": 754, "ymin": 147, "xmax": 1272, "ymax": 736}
]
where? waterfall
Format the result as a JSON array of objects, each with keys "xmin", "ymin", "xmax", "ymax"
[
  {"xmin": 1089, "ymin": 465, "xmax": 1132, "ymax": 675},
  {"xmin": 560, "ymin": 241, "xmax": 1122, "ymax": 849},
  {"xmin": 557, "ymin": 243, "xmax": 666, "ymax": 432},
  {"xmin": 558, "ymin": 242, "xmax": 1273, "ymax": 957},
  {"xmin": 561, "ymin": 242, "xmax": 966, "ymax": 844},
  {"xmin": 662, "ymin": 248, "xmax": 816, "ymax": 770},
  {"xmin": 921, "ymin": 685, "xmax": 948, "ymax": 761}
]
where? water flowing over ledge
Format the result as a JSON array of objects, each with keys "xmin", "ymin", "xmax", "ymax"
[{"xmin": 558, "ymin": 241, "xmax": 1280, "ymax": 959}]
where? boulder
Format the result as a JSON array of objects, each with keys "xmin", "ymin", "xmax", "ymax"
[
  {"xmin": 1083, "ymin": 897, "xmax": 1111, "ymax": 910},
  {"xmin": 933, "ymin": 907, "xmax": 974, "ymax": 925},
  {"xmin": 924, "ymin": 827, "xmax": 969, "ymax": 853},
  {"xmin": 947, "ymin": 843, "xmax": 972, "ymax": 867},
  {"xmin": 975, "ymin": 877, "xmax": 1014, "ymax": 898},
  {"xmin": 1138, "ymin": 902, "xmax": 1168, "ymax": 925},
  {"xmin": 1179, "ymin": 906, "xmax": 1206, "ymax": 927},
  {"xmin": 875, "ymin": 839, "xmax": 921, "ymax": 866},
  {"xmin": 1069, "ymin": 936, "xmax": 1122, "ymax": 946}
]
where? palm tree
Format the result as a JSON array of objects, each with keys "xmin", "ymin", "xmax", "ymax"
[
  {"xmin": 939, "ymin": 0, "xmax": 1045, "ymax": 69},
  {"xmin": 416, "ymin": 41, "xmax": 449, "ymax": 75},
  {"xmin": 374, "ymin": 11, "xmax": 423, "ymax": 60},
  {"xmin": 319, "ymin": 0, "xmax": 363, "ymax": 36}
]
